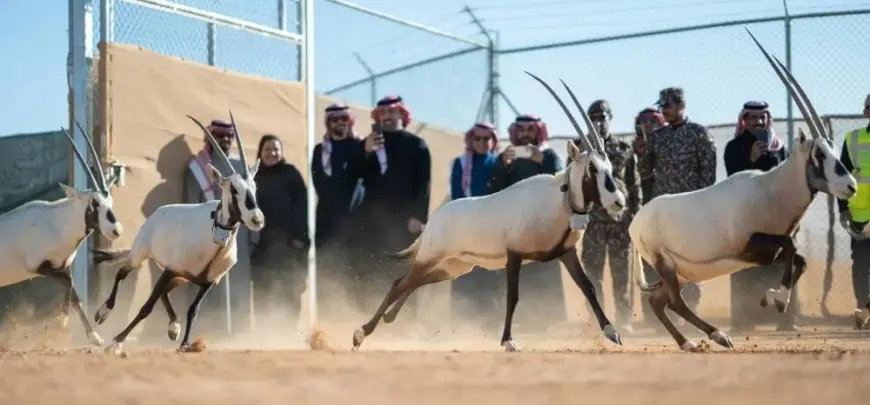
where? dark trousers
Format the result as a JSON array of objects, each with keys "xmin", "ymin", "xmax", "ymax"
[
  {"xmin": 250, "ymin": 236, "xmax": 307, "ymax": 333},
  {"xmin": 450, "ymin": 266, "xmax": 504, "ymax": 334},
  {"xmin": 851, "ymin": 237, "xmax": 870, "ymax": 308},
  {"xmin": 581, "ymin": 221, "xmax": 633, "ymax": 325},
  {"xmin": 729, "ymin": 264, "xmax": 799, "ymax": 329},
  {"xmin": 511, "ymin": 260, "xmax": 566, "ymax": 331}
]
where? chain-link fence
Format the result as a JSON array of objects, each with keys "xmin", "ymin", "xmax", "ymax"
[{"xmin": 319, "ymin": 0, "xmax": 491, "ymax": 131}]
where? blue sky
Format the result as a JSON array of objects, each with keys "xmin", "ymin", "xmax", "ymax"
[{"xmin": 1, "ymin": 0, "xmax": 868, "ymax": 137}]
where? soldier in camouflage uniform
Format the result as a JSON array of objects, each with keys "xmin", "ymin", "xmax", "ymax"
[
  {"xmin": 580, "ymin": 100, "xmax": 641, "ymax": 332},
  {"xmin": 637, "ymin": 87, "xmax": 717, "ymax": 315}
]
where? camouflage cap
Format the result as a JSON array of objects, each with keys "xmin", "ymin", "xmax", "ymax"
[
  {"xmin": 587, "ymin": 99, "xmax": 612, "ymax": 118},
  {"xmin": 655, "ymin": 87, "xmax": 685, "ymax": 107}
]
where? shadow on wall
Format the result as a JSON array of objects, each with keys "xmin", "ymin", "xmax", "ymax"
[{"xmin": 96, "ymin": 134, "xmax": 196, "ymax": 340}]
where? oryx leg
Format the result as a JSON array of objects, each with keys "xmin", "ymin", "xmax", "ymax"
[
  {"xmin": 499, "ymin": 252, "xmax": 526, "ymax": 352},
  {"xmin": 178, "ymin": 281, "xmax": 216, "ymax": 353},
  {"xmin": 658, "ymin": 260, "xmax": 733, "ymax": 350},
  {"xmin": 95, "ymin": 260, "xmax": 141, "ymax": 325},
  {"xmin": 559, "ymin": 248, "xmax": 621, "ymax": 346},
  {"xmin": 352, "ymin": 261, "xmax": 448, "ymax": 351},
  {"xmin": 105, "ymin": 270, "xmax": 174, "ymax": 355},
  {"xmin": 36, "ymin": 262, "xmax": 104, "ymax": 347},
  {"xmin": 162, "ymin": 276, "xmax": 188, "ymax": 342},
  {"xmin": 381, "ymin": 276, "xmax": 409, "ymax": 324},
  {"xmin": 644, "ymin": 254, "xmax": 701, "ymax": 351},
  {"xmin": 741, "ymin": 232, "xmax": 799, "ymax": 313}
]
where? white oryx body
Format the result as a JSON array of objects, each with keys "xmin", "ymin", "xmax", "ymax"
[
  {"xmin": 0, "ymin": 195, "xmax": 111, "ymax": 286},
  {"xmin": 0, "ymin": 122, "xmax": 122, "ymax": 347},
  {"xmin": 628, "ymin": 29, "xmax": 858, "ymax": 351},
  {"xmin": 124, "ymin": 200, "xmax": 240, "ymax": 283},
  {"xmin": 95, "ymin": 112, "xmax": 264, "ymax": 354},
  {"xmin": 631, "ymin": 153, "xmax": 815, "ymax": 285},
  {"xmin": 403, "ymin": 171, "xmax": 584, "ymax": 277},
  {"xmin": 351, "ymin": 73, "xmax": 628, "ymax": 352}
]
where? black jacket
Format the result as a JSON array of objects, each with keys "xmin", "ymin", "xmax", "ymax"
[
  {"xmin": 253, "ymin": 160, "xmax": 310, "ymax": 250},
  {"xmin": 311, "ymin": 137, "xmax": 365, "ymax": 246},
  {"xmin": 353, "ymin": 129, "xmax": 431, "ymax": 253},
  {"xmin": 487, "ymin": 147, "xmax": 563, "ymax": 194},
  {"xmin": 724, "ymin": 131, "xmax": 789, "ymax": 176}
]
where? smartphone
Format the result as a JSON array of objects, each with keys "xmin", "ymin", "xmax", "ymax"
[
  {"xmin": 755, "ymin": 128, "xmax": 771, "ymax": 144},
  {"xmin": 371, "ymin": 122, "xmax": 382, "ymax": 134},
  {"xmin": 512, "ymin": 145, "xmax": 533, "ymax": 159}
]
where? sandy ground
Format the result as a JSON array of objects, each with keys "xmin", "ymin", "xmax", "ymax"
[{"xmin": 1, "ymin": 323, "xmax": 869, "ymax": 405}]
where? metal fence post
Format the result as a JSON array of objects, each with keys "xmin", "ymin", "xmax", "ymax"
[
  {"xmin": 207, "ymin": 22, "xmax": 216, "ymax": 66},
  {"xmin": 69, "ymin": 0, "xmax": 95, "ymax": 326}
]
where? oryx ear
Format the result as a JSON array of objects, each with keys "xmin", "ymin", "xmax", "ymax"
[
  {"xmin": 59, "ymin": 183, "xmax": 85, "ymax": 199},
  {"xmin": 567, "ymin": 140, "xmax": 583, "ymax": 162}
]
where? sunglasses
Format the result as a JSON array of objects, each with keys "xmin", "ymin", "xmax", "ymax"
[
  {"xmin": 212, "ymin": 131, "xmax": 235, "ymax": 140},
  {"xmin": 328, "ymin": 116, "xmax": 349, "ymax": 122},
  {"xmin": 471, "ymin": 135, "xmax": 490, "ymax": 142}
]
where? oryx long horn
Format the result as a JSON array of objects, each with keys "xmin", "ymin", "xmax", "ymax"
[
  {"xmin": 771, "ymin": 56, "xmax": 828, "ymax": 141},
  {"xmin": 745, "ymin": 28, "xmax": 823, "ymax": 140},
  {"xmin": 73, "ymin": 119, "xmax": 109, "ymax": 193},
  {"xmin": 186, "ymin": 115, "xmax": 236, "ymax": 176},
  {"xmin": 559, "ymin": 79, "xmax": 607, "ymax": 156},
  {"xmin": 228, "ymin": 110, "xmax": 250, "ymax": 178},
  {"xmin": 525, "ymin": 71, "xmax": 595, "ymax": 155},
  {"xmin": 61, "ymin": 127, "xmax": 101, "ymax": 192}
]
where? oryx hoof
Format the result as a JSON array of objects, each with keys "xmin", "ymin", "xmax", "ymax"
[
  {"xmin": 94, "ymin": 304, "xmax": 111, "ymax": 325},
  {"xmin": 168, "ymin": 321, "xmax": 181, "ymax": 341},
  {"xmin": 105, "ymin": 341, "xmax": 124, "ymax": 356},
  {"xmin": 603, "ymin": 324, "xmax": 622, "ymax": 346},
  {"xmin": 710, "ymin": 330, "xmax": 733, "ymax": 349},
  {"xmin": 762, "ymin": 288, "xmax": 789, "ymax": 313},
  {"xmin": 854, "ymin": 309, "xmax": 870, "ymax": 330},
  {"xmin": 87, "ymin": 331, "xmax": 105, "ymax": 347},
  {"xmin": 501, "ymin": 340, "xmax": 521, "ymax": 352},
  {"xmin": 680, "ymin": 341, "xmax": 699, "ymax": 352},
  {"xmin": 352, "ymin": 329, "xmax": 365, "ymax": 351},
  {"xmin": 177, "ymin": 344, "xmax": 198, "ymax": 353}
]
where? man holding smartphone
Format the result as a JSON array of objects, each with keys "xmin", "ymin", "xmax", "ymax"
[
  {"xmin": 723, "ymin": 100, "xmax": 797, "ymax": 332},
  {"xmin": 350, "ymin": 95, "xmax": 432, "ymax": 322},
  {"xmin": 487, "ymin": 113, "xmax": 567, "ymax": 332}
]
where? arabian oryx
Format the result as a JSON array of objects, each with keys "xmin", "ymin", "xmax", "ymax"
[
  {"xmin": 629, "ymin": 28, "xmax": 858, "ymax": 351},
  {"xmin": 0, "ymin": 121, "xmax": 122, "ymax": 347},
  {"xmin": 91, "ymin": 112, "xmax": 265, "ymax": 354},
  {"xmin": 351, "ymin": 72, "xmax": 627, "ymax": 352}
]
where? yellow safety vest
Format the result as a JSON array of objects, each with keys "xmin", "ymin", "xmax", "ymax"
[{"xmin": 846, "ymin": 127, "xmax": 870, "ymax": 222}]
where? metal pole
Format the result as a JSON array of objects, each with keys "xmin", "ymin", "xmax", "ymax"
[
  {"xmin": 492, "ymin": 30, "xmax": 500, "ymax": 128},
  {"xmin": 69, "ymin": 0, "xmax": 95, "ymax": 324},
  {"xmin": 297, "ymin": 0, "xmax": 303, "ymax": 81},
  {"xmin": 464, "ymin": 6, "xmax": 495, "ymax": 124},
  {"xmin": 278, "ymin": 0, "xmax": 287, "ymax": 30},
  {"xmin": 301, "ymin": 0, "xmax": 318, "ymax": 331},
  {"xmin": 353, "ymin": 52, "xmax": 376, "ymax": 106},
  {"xmin": 783, "ymin": 0, "xmax": 794, "ymax": 150},
  {"xmin": 207, "ymin": 22, "xmax": 216, "ymax": 66},
  {"xmin": 101, "ymin": 0, "xmax": 114, "ymax": 42}
]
